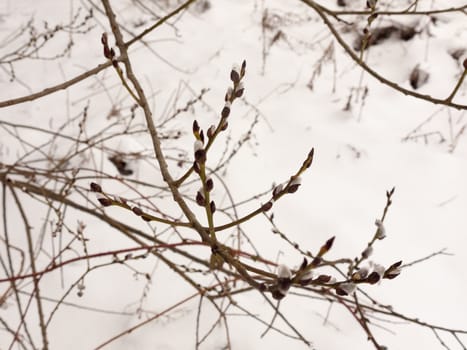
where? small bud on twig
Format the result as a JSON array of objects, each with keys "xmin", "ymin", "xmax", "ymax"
[
  {"xmin": 194, "ymin": 140, "xmax": 206, "ymax": 163},
  {"xmin": 375, "ymin": 219, "xmax": 386, "ymax": 240},
  {"xmin": 207, "ymin": 125, "xmax": 216, "ymax": 139},
  {"xmin": 235, "ymin": 82, "xmax": 244, "ymax": 98},
  {"xmin": 272, "ymin": 184, "xmax": 283, "ymax": 197},
  {"xmin": 196, "ymin": 190, "xmax": 206, "ymax": 206},
  {"xmin": 241, "ymin": 60, "xmax": 247, "ymax": 77},
  {"xmin": 261, "ymin": 201, "xmax": 273, "ymax": 211},
  {"xmin": 367, "ymin": 263, "xmax": 385, "ymax": 284},
  {"xmin": 96, "ymin": 193, "xmax": 112, "ymax": 207},
  {"xmin": 319, "ymin": 236, "xmax": 335, "ymax": 256},
  {"xmin": 316, "ymin": 274, "xmax": 332, "ymax": 283},
  {"xmin": 221, "ymin": 102, "xmax": 231, "ymax": 119},
  {"xmin": 384, "ymin": 260, "xmax": 402, "ymax": 279},
  {"xmin": 230, "ymin": 64, "xmax": 240, "ymax": 83},
  {"xmin": 287, "ymin": 176, "xmax": 302, "ymax": 193},
  {"xmin": 141, "ymin": 215, "xmax": 151, "ymax": 222},
  {"xmin": 336, "ymin": 282, "xmax": 356, "ymax": 296},
  {"xmin": 206, "ymin": 177, "xmax": 214, "ymax": 192},
  {"xmin": 132, "ymin": 206, "xmax": 143, "ymax": 216},
  {"xmin": 90, "ymin": 182, "xmax": 102, "ymax": 193},
  {"xmin": 193, "ymin": 120, "xmax": 200, "ymax": 135},
  {"xmin": 303, "ymin": 148, "xmax": 314, "ymax": 169}
]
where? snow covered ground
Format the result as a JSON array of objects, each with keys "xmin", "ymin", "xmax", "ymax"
[{"xmin": 1, "ymin": 0, "xmax": 466, "ymax": 349}]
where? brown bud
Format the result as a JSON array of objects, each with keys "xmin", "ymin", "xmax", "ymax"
[
  {"xmin": 199, "ymin": 130, "xmax": 205, "ymax": 143},
  {"xmin": 367, "ymin": 271, "xmax": 381, "ymax": 284},
  {"xmin": 207, "ymin": 125, "xmax": 216, "ymax": 139},
  {"xmin": 196, "ymin": 191, "xmax": 206, "ymax": 206},
  {"xmin": 287, "ymin": 184, "xmax": 301, "ymax": 193},
  {"xmin": 287, "ymin": 177, "xmax": 302, "ymax": 193},
  {"xmin": 101, "ymin": 33, "xmax": 108, "ymax": 45},
  {"xmin": 241, "ymin": 59, "xmax": 246, "ymax": 77},
  {"xmin": 463, "ymin": 58, "xmax": 467, "ymax": 70},
  {"xmin": 221, "ymin": 104, "xmax": 231, "ymax": 118},
  {"xmin": 141, "ymin": 214, "xmax": 151, "ymax": 222},
  {"xmin": 272, "ymin": 184, "xmax": 283, "ymax": 197},
  {"xmin": 90, "ymin": 182, "xmax": 102, "ymax": 193},
  {"xmin": 103, "ymin": 46, "xmax": 111, "ymax": 59},
  {"xmin": 206, "ymin": 178, "xmax": 214, "ymax": 192},
  {"xmin": 303, "ymin": 148, "xmax": 314, "ymax": 169},
  {"xmin": 132, "ymin": 206, "xmax": 143, "ymax": 216},
  {"xmin": 384, "ymin": 260, "xmax": 402, "ymax": 279},
  {"xmin": 311, "ymin": 256, "xmax": 322, "ymax": 266},
  {"xmin": 261, "ymin": 201, "xmax": 273, "ymax": 211},
  {"xmin": 277, "ymin": 277, "xmax": 292, "ymax": 292},
  {"xmin": 230, "ymin": 66, "xmax": 240, "ymax": 83},
  {"xmin": 335, "ymin": 287, "xmax": 348, "ymax": 296},
  {"xmin": 97, "ymin": 197, "xmax": 112, "ymax": 207},
  {"xmin": 235, "ymin": 85, "xmax": 244, "ymax": 98},
  {"xmin": 193, "ymin": 120, "xmax": 200, "ymax": 134},
  {"xmin": 194, "ymin": 149, "xmax": 206, "ymax": 163},
  {"xmin": 210, "ymin": 200, "xmax": 216, "ymax": 213},
  {"xmin": 318, "ymin": 236, "xmax": 335, "ymax": 256},
  {"xmin": 271, "ymin": 288, "xmax": 286, "ymax": 300},
  {"xmin": 221, "ymin": 120, "xmax": 229, "ymax": 131},
  {"xmin": 315, "ymin": 274, "xmax": 332, "ymax": 283}
]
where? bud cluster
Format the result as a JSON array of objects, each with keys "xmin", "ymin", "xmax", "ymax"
[
  {"xmin": 90, "ymin": 182, "xmax": 113, "ymax": 207},
  {"xmin": 221, "ymin": 60, "xmax": 247, "ymax": 125},
  {"xmin": 101, "ymin": 33, "xmax": 118, "ymax": 68},
  {"xmin": 351, "ymin": 260, "xmax": 402, "ymax": 284}
]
